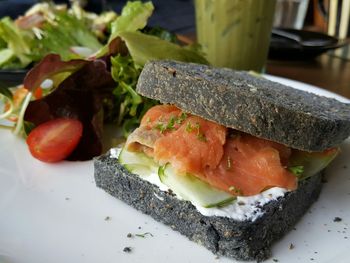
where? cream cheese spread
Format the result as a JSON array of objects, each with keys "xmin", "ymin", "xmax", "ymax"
[{"xmin": 110, "ymin": 148, "xmax": 288, "ymax": 222}]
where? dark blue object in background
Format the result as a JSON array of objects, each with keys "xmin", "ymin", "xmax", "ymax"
[
  {"xmin": 0, "ymin": 0, "xmax": 196, "ymax": 34},
  {"xmin": 0, "ymin": 0, "xmax": 103, "ymax": 17}
]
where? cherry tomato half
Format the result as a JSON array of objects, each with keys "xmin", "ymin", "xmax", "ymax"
[{"xmin": 26, "ymin": 118, "xmax": 83, "ymax": 163}]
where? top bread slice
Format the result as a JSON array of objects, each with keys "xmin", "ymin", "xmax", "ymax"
[{"xmin": 136, "ymin": 60, "xmax": 350, "ymax": 152}]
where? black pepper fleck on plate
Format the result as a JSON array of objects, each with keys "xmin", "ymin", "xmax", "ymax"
[
  {"xmin": 123, "ymin": 247, "xmax": 132, "ymax": 253},
  {"xmin": 289, "ymin": 243, "xmax": 295, "ymax": 250},
  {"xmin": 334, "ymin": 217, "xmax": 342, "ymax": 222},
  {"xmin": 127, "ymin": 233, "xmax": 133, "ymax": 238},
  {"xmin": 273, "ymin": 259, "xmax": 279, "ymax": 262},
  {"xmin": 104, "ymin": 216, "xmax": 111, "ymax": 221}
]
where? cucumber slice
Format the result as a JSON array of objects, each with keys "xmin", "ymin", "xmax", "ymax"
[
  {"xmin": 119, "ymin": 147, "xmax": 157, "ymax": 166},
  {"xmin": 159, "ymin": 164, "xmax": 236, "ymax": 208},
  {"xmin": 119, "ymin": 147, "xmax": 158, "ymax": 177},
  {"xmin": 289, "ymin": 147, "xmax": 339, "ymax": 180},
  {"xmin": 124, "ymin": 164, "xmax": 157, "ymax": 177}
]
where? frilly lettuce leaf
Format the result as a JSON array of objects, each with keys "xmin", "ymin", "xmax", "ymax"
[
  {"xmin": 0, "ymin": 36, "xmax": 6, "ymax": 49},
  {"xmin": 0, "ymin": 17, "xmax": 32, "ymax": 67},
  {"xmin": 119, "ymin": 31, "xmax": 209, "ymax": 66},
  {"xmin": 141, "ymin": 26, "xmax": 178, "ymax": 43},
  {"xmin": 110, "ymin": 1, "xmax": 154, "ymax": 37},
  {"xmin": 110, "ymin": 54, "xmax": 158, "ymax": 136},
  {"xmin": 32, "ymin": 12, "xmax": 102, "ymax": 61},
  {"xmin": 97, "ymin": 1, "xmax": 154, "ymax": 56},
  {"xmin": 0, "ymin": 49, "xmax": 14, "ymax": 68},
  {"xmin": 24, "ymin": 54, "xmax": 87, "ymax": 92}
]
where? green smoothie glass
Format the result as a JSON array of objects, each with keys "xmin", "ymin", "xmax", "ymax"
[{"xmin": 195, "ymin": 0, "xmax": 276, "ymax": 71}]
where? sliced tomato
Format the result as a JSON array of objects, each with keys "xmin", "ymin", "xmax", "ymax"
[{"xmin": 26, "ymin": 118, "xmax": 83, "ymax": 163}]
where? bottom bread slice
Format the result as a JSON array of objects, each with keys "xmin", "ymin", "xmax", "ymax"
[{"xmin": 94, "ymin": 152, "xmax": 323, "ymax": 262}]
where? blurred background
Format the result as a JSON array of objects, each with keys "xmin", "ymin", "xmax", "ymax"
[
  {"xmin": 2, "ymin": 0, "xmax": 349, "ymax": 59},
  {"xmin": 0, "ymin": 0, "xmax": 349, "ymax": 36},
  {"xmin": 0, "ymin": 0, "xmax": 196, "ymax": 34}
]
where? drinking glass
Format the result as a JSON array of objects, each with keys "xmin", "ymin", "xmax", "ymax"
[
  {"xmin": 273, "ymin": 0, "xmax": 310, "ymax": 29},
  {"xmin": 195, "ymin": 0, "xmax": 277, "ymax": 71}
]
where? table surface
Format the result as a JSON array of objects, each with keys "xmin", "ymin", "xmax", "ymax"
[{"xmin": 266, "ymin": 53, "xmax": 350, "ymax": 99}]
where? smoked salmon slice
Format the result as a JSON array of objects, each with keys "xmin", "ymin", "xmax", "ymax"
[
  {"xmin": 205, "ymin": 134, "xmax": 297, "ymax": 196},
  {"xmin": 153, "ymin": 115, "xmax": 227, "ymax": 174},
  {"xmin": 128, "ymin": 105, "xmax": 297, "ymax": 196},
  {"xmin": 141, "ymin": 105, "xmax": 182, "ymax": 129}
]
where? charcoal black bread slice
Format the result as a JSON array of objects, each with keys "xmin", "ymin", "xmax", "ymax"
[
  {"xmin": 94, "ymin": 152, "xmax": 323, "ymax": 262},
  {"xmin": 136, "ymin": 60, "xmax": 350, "ymax": 152}
]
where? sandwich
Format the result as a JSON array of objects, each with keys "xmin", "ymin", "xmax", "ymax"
[{"xmin": 94, "ymin": 60, "xmax": 350, "ymax": 261}]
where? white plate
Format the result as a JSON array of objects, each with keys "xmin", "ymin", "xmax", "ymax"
[{"xmin": 0, "ymin": 77, "xmax": 349, "ymax": 263}]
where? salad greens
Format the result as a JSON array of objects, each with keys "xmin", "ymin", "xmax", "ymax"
[
  {"xmin": 102, "ymin": 1, "xmax": 208, "ymax": 137},
  {"xmin": 23, "ymin": 56, "xmax": 116, "ymax": 160},
  {"xmin": 31, "ymin": 12, "xmax": 103, "ymax": 61},
  {"xmin": 23, "ymin": 54, "xmax": 88, "ymax": 91},
  {"xmin": 110, "ymin": 1, "xmax": 153, "ymax": 38},
  {"xmin": 119, "ymin": 31, "xmax": 208, "ymax": 66},
  {"xmin": 141, "ymin": 26, "xmax": 179, "ymax": 43},
  {"xmin": 97, "ymin": 1, "xmax": 154, "ymax": 56},
  {"xmin": 0, "ymin": 2, "xmax": 112, "ymax": 69},
  {"xmin": 0, "ymin": 1, "xmax": 208, "ymax": 161},
  {"xmin": 110, "ymin": 54, "xmax": 158, "ymax": 137},
  {"xmin": 0, "ymin": 17, "xmax": 33, "ymax": 68}
]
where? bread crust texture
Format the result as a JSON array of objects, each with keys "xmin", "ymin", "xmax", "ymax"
[
  {"xmin": 94, "ymin": 152, "xmax": 323, "ymax": 262},
  {"xmin": 136, "ymin": 60, "xmax": 350, "ymax": 152}
]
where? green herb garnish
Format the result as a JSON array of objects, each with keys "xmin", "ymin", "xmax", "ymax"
[
  {"xmin": 195, "ymin": 122, "xmax": 207, "ymax": 142},
  {"xmin": 176, "ymin": 112, "xmax": 187, "ymax": 124},
  {"xmin": 204, "ymin": 196, "xmax": 237, "ymax": 208},
  {"xmin": 197, "ymin": 133, "xmax": 207, "ymax": 142},
  {"xmin": 185, "ymin": 121, "xmax": 206, "ymax": 142},
  {"xmin": 194, "ymin": 122, "xmax": 200, "ymax": 131},
  {"xmin": 185, "ymin": 122, "xmax": 193, "ymax": 132},
  {"xmin": 166, "ymin": 116, "xmax": 176, "ymax": 131},
  {"xmin": 228, "ymin": 186, "xmax": 243, "ymax": 195},
  {"xmin": 135, "ymin": 232, "xmax": 153, "ymax": 238},
  {"xmin": 288, "ymin": 165, "xmax": 304, "ymax": 178},
  {"xmin": 153, "ymin": 112, "xmax": 188, "ymax": 133},
  {"xmin": 154, "ymin": 122, "xmax": 166, "ymax": 133}
]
